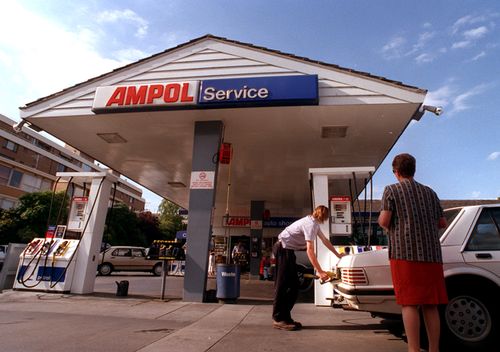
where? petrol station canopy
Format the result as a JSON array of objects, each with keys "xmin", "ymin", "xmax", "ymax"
[{"xmin": 19, "ymin": 35, "xmax": 427, "ymax": 216}]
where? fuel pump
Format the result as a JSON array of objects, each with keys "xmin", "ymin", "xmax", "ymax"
[
  {"xmin": 14, "ymin": 171, "xmax": 115, "ymax": 294},
  {"xmin": 309, "ymin": 166, "xmax": 375, "ymax": 306}
]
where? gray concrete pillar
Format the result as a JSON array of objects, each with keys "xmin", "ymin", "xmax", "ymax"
[
  {"xmin": 183, "ymin": 121, "xmax": 223, "ymax": 302},
  {"xmin": 249, "ymin": 200, "xmax": 264, "ymax": 277}
]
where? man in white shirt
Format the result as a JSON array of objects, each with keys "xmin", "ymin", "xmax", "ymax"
[{"xmin": 272, "ymin": 205, "xmax": 343, "ymax": 331}]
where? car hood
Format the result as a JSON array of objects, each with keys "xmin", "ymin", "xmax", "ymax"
[{"xmin": 337, "ymin": 248, "xmax": 389, "ymax": 268}]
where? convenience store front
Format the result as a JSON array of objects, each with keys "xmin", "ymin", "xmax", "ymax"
[{"xmin": 18, "ymin": 35, "xmax": 428, "ymax": 302}]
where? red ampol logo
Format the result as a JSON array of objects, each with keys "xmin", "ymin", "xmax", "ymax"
[{"xmin": 105, "ymin": 82, "xmax": 195, "ymax": 107}]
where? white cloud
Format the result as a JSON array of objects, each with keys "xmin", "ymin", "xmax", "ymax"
[
  {"xmin": 415, "ymin": 53, "xmax": 434, "ymax": 64},
  {"xmin": 451, "ymin": 14, "xmax": 488, "ymax": 34},
  {"xmin": 463, "ymin": 26, "xmax": 489, "ymax": 40},
  {"xmin": 381, "ymin": 36, "xmax": 406, "ymax": 59},
  {"xmin": 424, "ymin": 85, "xmax": 454, "ymax": 108},
  {"xmin": 450, "ymin": 84, "xmax": 489, "ymax": 114},
  {"xmin": 469, "ymin": 51, "xmax": 486, "ymax": 61},
  {"xmin": 452, "ymin": 40, "xmax": 471, "ymax": 49},
  {"xmin": 487, "ymin": 152, "xmax": 500, "ymax": 160},
  {"xmin": 0, "ymin": 2, "xmax": 129, "ymax": 109},
  {"xmin": 96, "ymin": 9, "xmax": 149, "ymax": 38}
]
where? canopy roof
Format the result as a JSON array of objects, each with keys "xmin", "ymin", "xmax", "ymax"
[{"xmin": 20, "ymin": 35, "xmax": 426, "ymax": 216}]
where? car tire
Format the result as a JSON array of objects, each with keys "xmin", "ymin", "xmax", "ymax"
[
  {"xmin": 152, "ymin": 263, "xmax": 163, "ymax": 276},
  {"xmin": 98, "ymin": 263, "xmax": 113, "ymax": 276},
  {"xmin": 296, "ymin": 264, "xmax": 314, "ymax": 293},
  {"xmin": 440, "ymin": 285, "xmax": 497, "ymax": 351}
]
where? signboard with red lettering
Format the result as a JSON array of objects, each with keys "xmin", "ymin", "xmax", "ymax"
[
  {"xmin": 223, "ymin": 216, "xmax": 251, "ymax": 228},
  {"xmin": 92, "ymin": 81, "xmax": 199, "ymax": 112}
]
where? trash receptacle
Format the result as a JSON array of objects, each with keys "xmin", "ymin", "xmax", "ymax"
[
  {"xmin": 116, "ymin": 280, "xmax": 129, "ymax": 297},
  {"xmin": 216, "ymin": 264, "xmax": 240, "ymax": 303}
]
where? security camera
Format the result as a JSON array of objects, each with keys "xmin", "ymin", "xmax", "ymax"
[
  {"xmin": 420, "ymin": 105, "xmax": 443, "ymax": 116},
  {"xmin": 12, "ymin": 120, "xmax": 26, "ymax": 133}
]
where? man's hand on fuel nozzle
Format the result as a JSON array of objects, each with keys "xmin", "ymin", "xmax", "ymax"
[{"xmin": 318, "ymin": 270, "xmax": 330, "ymax": 282}]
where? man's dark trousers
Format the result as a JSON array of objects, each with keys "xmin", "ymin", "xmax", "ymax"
[{"xmin": 272, "ymin": 241, "xmax": 299, "ymax": 322}]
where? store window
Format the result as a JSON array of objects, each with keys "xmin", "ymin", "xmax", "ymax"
[
  {"xmin": 9, "ymin": 170, "xmax": 23, "ymax": 188},
  {"xmin": 0, "ymin": 164, "xmax": 11, "ymax": 185},
  {"xmin": 4, "ymin": 140, "xmax": 18, "ymax": 152}
]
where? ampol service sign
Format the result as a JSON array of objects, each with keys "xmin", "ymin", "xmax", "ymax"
[
  {"xmin": 92, "ymin": 75, "xmax": 318, "ymax": 112},
  {"xmin": 92, "ymin": 81, "xmax": 199, "ymax": 112}
]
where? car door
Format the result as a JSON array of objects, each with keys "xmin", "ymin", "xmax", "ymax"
[
  {"xmin": 111, "ymin": 248, "xmax": 132, "ymax": 270},
  {"xmin": 131, "ymin": 248, "xmax": 150, "ymax": 270},
  {"xmin": 462, "ymin": 206, "xmax": 500, "ymax": 276}
]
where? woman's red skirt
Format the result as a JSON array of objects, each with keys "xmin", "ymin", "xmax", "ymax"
[{"xmin": 390, "ymin": 259, "xmax": 448, "ymax": 305}]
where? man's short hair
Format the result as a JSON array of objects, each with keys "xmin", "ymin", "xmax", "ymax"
[
  {"xmin": 392, "ymin": 153, "xmax": 416, "ymax": 177},
  {"xmin": 312, "ymin": 205, "xmax": 329, "ymax": 223}
]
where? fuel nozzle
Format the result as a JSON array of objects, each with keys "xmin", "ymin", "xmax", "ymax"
[{"xmin": 304, "ymin": 271, "xmax": 336, "ymax": 284}]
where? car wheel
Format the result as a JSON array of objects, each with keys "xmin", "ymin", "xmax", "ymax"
[
  {"xmin": 441, "ymin": 287, "xmax": 497, "ymax": 350},
  {"xmin": 152, "ymin": 263, "xmax": 163, "ymax": 276},
  {"xmin": 98, "ymin": 263, "xmax": 113, "ymax": 276},
  {"xmin": 296, "ymin": 264, "xmax": 314, "ymax": 293}
]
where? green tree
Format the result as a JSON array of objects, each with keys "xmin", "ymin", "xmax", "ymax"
[
  {"xmin": 137, "ymin": 211, "xmax": 163, "ymax": 244},
  {"xmin": 158, "ymin": 199, "xmax": 185, "ymax": 240},
  {"xmin": 0, "ymin": 191, "xmax": 69, "ymax": 244},
  {"xmin": 103, "ymin": 203, "xmax": 146, "ymax": 246}
]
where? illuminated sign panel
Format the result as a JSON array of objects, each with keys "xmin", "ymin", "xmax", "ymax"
[
  {"xmin": 198, "ymin": 75, "xmax": 318, "ymax": 107},
  {"xmin": 92, "ymin": 75, "xmax": 318, "ymax": 113},
  {"xmin": 92, "ymin": 81, "xmax": 199, "ymax": 112}
]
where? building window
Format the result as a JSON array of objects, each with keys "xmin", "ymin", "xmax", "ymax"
[
  {"xmin": 34, "ymin": 140, "xmax": 51, "ymax": 152},
  {"xmin": 57, "ymin": 163, "xmax": 66, "ymax": 173},
  {"xmin": 0, "ymin": 164, "xmax": 11, "ymax": 185},
  {"xmin": 9, "ymin": 170, "xmax": 23, "ymax": 188},
  {"xmin": 41, "ymin": 179, "xmax": 53, "ymax": 191},
  {"xmin": 20, "ymin": 174, "xmax": 42, "ymax": 192},
  {"xmin": 82, "ymin": 163, "xmax": 93, "ymax": 172},
  {"xmin": 0, "ymin": 197, "xmax": 16, "ymax": 210},
  {"xmin": 4, "ymin": 140, "xmax": 18, "ymax": 152}
]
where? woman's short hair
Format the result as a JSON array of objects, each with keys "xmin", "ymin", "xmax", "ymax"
[
  {"xmin": 392, "ymin": 153, "xmax": 416, "ymax": 178},
  {"xmin": 312, "ymin": 205, "xmax": 329, "ymax": 223}
]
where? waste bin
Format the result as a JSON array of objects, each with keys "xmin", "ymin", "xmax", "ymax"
[
  {"xmin": 115, "ymin": 280, "xmax": 129, "ymax": 297},
  {"xmin": 216, "ymin": 264, "xmax": 240, "ymax": 303}
]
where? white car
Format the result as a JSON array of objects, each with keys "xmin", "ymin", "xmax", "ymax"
[{"xmin": 334, "ymin": 204, "xmax": 500, "ymax": 350}]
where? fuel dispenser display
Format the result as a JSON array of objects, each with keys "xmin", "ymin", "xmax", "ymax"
[
  {"xmin": 67, "ymin": 196, "xmax": 88, "ymax": 232},
  {"xmin": 330, "ymin": 196, "xmax": 352, "ymax": 235}
]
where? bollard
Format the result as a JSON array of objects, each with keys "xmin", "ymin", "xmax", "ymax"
[{"xmin": 115, "ymin": 280, "xmax": 129, "ymax": 297}]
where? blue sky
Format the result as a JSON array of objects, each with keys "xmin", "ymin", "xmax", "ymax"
[{"xmin": 1, "ymin": 0, "xmax": 499, "ymax": 211}]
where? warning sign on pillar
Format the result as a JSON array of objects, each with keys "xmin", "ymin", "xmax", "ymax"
[{"xmin": 190, "ymin": 171, "xmax": 215, "ymax": 189}]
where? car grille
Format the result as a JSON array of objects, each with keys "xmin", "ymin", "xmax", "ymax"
[{"xmin": 340, "ymin": 268, "xmax": 368, "ymax": 285}]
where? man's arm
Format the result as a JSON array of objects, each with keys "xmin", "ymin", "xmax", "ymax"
[
  {"xmin": 305, "ymin": 240, "xmax": 329, "ymax": 281},
  {"xmin": 317, "ymin": 230, "xmax": 344, "ymax": 258},
  {"xmin": 378, "ymin": 210, "xmax": 392, "ymax": 231}
]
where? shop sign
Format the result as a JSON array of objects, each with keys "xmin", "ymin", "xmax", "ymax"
[
  {"xmin": 223, "ymin": 216, "xmax": 299, "ymax": 228},
  {"xmin": 190, "ymin": 171, "xmax": 215, "ymax": 189},
  {"xmin": 198, "ymin": 75, "xmax": 318, "ymax": 107},
  {"xmin": 92, "ymin": 75, "xmax": 318, "ymax": 113},
  {"xmin": 223, "ymin": 216, "xmax": 251, "ymax": 227},
  {"xmin": 92, "ymin": 81, "xmax": 199, "ymax": 112}
]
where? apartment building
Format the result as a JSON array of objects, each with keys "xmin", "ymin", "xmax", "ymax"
[{"xmin": 0, "ymin": 114, "xmax": 145, "ymax": 211}]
